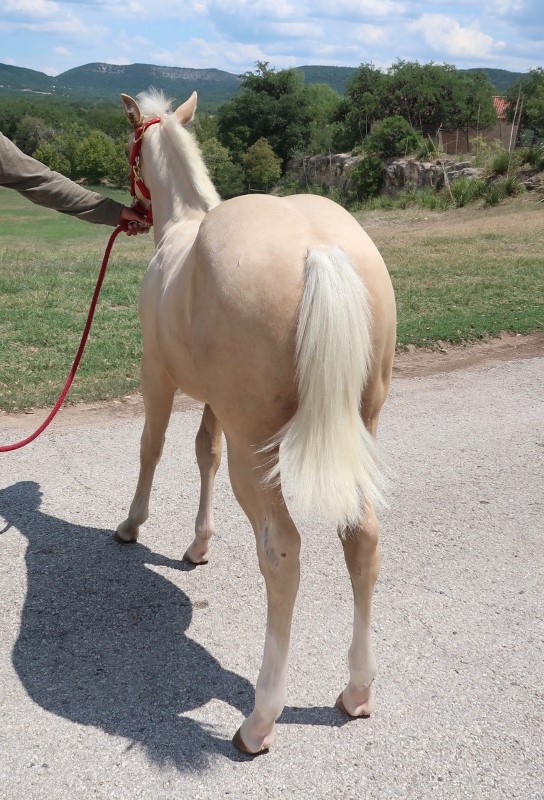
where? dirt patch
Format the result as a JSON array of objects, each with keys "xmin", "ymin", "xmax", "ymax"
[
  {"xmin": 1, "ymin": 332, "xmax": 542, "ymax": 433},
  {"xmin": 393, "ymin": 330, "xmax": 544, "ymax": 378}
]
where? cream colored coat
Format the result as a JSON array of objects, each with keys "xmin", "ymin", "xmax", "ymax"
[{"xmin": 116, "ymin": 90, "xmax": 396, "ymax": 755}]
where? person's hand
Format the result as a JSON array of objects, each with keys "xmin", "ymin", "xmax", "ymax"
[{"xmin": 119, "ymin": 205, "xmax": 150, "ymax": 235}]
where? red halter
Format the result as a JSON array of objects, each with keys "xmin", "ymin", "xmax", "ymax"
[{"xmin": 129, "ymin": 116, "xmax": 161, "ymax": 225}]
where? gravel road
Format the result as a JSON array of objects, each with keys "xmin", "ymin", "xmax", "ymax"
[{"xmin": 1, "ymin": 354, "xmax": 542, "ymax": 800}]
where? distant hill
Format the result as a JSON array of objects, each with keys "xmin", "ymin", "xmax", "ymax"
[
  {"xmin": 0, "ymin": 62, "xmax": 242, "ymax": 112},
  {"xmin": 0, "ymin": 61, "xmax": 528, "ymax": 111},
  {"xmin": 297, "ymin": 65, "xmax": 359, "ymax": 94},
  {"xmin": 0, "ymin": 63, "xmax": 54, "ymax": 95},
  {"xmin": 464, "ymin": 67, "xmax": 525, "ymax": 92}
]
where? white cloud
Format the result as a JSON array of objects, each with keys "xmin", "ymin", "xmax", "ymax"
[
  {"xmin": 312, "ymin": 0, "xmax": 405, "ymax": 19},
  {"xmin": 410, "ymin": 14, "xmax": 505, "ymax": 59},
  {"xmin": 350, "ymin": 24, "xmax": 387, "ymax": 44},
  {"xmin": 53, "ymin": 46, "xmax": 71, "ymax": 55},
  {"xmin": 266, "ymin": 22, "xmax": 323, "ymax": 39},
  {"xmin": 3, "ymin": 0, "xmax": 60, "ymax": 16},
  {"xmin": 487, "ymin": 0, "xmax": 523, "ymax": 13},
  {"xmin": 209, "ymin": 0, "xmax": 296, "ymax": 17}
]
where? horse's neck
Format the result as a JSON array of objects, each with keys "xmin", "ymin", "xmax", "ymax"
[
  {"xmin": 150, "ymin": 156, "xmax": 220, "ymax": 243},
  {"xmin": 147, "ymin": 124, "xmax": 220, "ymax": 243},
  {"xmin": 149, "ymin": 188, "xmax": 206, "ymax": 246}
]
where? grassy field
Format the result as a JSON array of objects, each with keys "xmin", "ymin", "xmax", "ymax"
[
  {"xmin": 0, "ymin": 188, "xmax": 153, "ymax": 411},
  {"xmin": 0, "ymin": 188, "xmax": 543, "ymax": 412},
  {"xmin": 357, "ymin": 197, "xmax": 544, "ymax": 348}
]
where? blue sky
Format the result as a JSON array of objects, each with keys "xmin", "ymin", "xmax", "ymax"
[{"xmin": 0, "ymin": 0, "xmax": 542, "ymax": 77}]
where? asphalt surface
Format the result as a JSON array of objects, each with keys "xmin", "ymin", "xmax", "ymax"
[{"xmin": 0, "ymin": 355, "xmax": 542, "ymax": 800}]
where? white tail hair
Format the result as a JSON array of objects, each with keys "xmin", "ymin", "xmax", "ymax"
[{"xmin": 265, "ymin": 246, "xmax": 384, "ymax": 530}]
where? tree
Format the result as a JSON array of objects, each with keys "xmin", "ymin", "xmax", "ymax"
[
  {"xmin": 108, "ymin": 141, "xmax": 131, "ymax": 189},
  {"xmin": 337, "ymin": 61, "xmax": 496, "ymax": 149},
  {"xmin": 338, "ymin": 63, "xmax": 386, "ymax": 148},
  {"xmin": 201, "ymin": 137, "xmax": 244, "ymax": 198},
  {"xmin": 349, "ymin": 155, "xmax": 384, "ymax": 200},
  {"xmin": 76, "ymin": 130, "xmax": 116, "ymax": 184},
  {"xmin": 301, "ymin": 83, "xmax": 343, "ymax": 156},
  {"xmin": 217, "ymin": 63, "xmax": 312, "ymax": 167},
  {"xmin": 508, "ymin": 68, "xmax": 544, "ymax": 128},
  {"xmin": 364, "ymin": 116, "xmax": 423, "ymax": 158},
  {"xmin": 194, "ymin": 113, "xmax": 218, "ymax": 145},
  {"xmin": 32, "ymin": 140, "xmax": 71, "ymax": 175},
  {"xmin": 242, "ymin": 137, "xmax": 282, "ymax": 189},
  {"xmin": 14, "ymin": 115, "xmax": 54, "ymax": 155}
]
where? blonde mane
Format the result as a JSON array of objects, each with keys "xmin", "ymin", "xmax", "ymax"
[{"xmin": 137, "ymin": 88, "xmax": 220, "ymax": 213}]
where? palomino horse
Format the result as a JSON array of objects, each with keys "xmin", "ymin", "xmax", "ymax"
[{"xmin": 116, "ymin": 89, "xmax": 396, "ymax": 755}]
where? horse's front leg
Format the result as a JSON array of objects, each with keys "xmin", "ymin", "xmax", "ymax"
[
  {"xmin": 116, "ymin": 356, "xmax": 176, "ymax": 543},
  {"xmin": 227, "ymin": 443, "xmax": 301, "ymax": 754},
  {"xmin": 183, "ymin": 404, "xmax": 223, "ymax": 564}
]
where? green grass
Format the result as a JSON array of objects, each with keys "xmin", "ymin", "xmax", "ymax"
[
  {"xmin": 0, "ymin": 187, "xmax": 154, "ymax": 411},
  {"xmin": 0, "ymin": 189, "xmax": 543, "ymax": 411},
  {"xmin": 365, "ymin": 201, "xmax": 544, "ymax": 347}
]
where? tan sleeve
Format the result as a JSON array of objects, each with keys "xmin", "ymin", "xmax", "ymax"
[{"xmin": 0, "ymin": 131, "xmax": 123, "ymax": 227}]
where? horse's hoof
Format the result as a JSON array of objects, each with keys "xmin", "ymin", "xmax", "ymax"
[
  {"xmin": 182, "ymin": 551, "xmax": 209, "ymax": 566},
  {"xmin": 232, "ymin": 727, "xmax": 269, "ymax": 757},
  {"xmin": 114, "ymin": 523, "xmax": 138, "ymax": 544},
  {"xmin": 182, "ymin": 544, "xmax": 210, "ymax": 565},
  {"xmin": 114, "ymin": 531, "xmax": 136, "ymax": 544},
  {"xmin": 335, "ymin": 692, "xmax": 371, "ymax": 719}
]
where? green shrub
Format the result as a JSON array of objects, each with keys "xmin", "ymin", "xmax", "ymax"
[
  {"xmin": 449, "ymin": 176, "xmax": 486, "ymax": 207},
  {"xmin": 418, "ymin": 187, "xmax": 450, "ymax": 210},
  {"xmin": 469, "ymin": 135, "xmax": 504, "ymax": 167},
  {"xmin": 526, "ymin": 144, "xmax": 544, "ymax": 170},
  {"xmin": 363, "ymin": 195, "xmax": 395, "ymax": 211},
  {"xmin": 497, "ymin": 174, "xmax": 523, "ymax": 197},
  {"xmin": 416, "ymin": 136, "xmax": 441, "ymax": 161},
  {"xmin": 491, "ymin": 149, "xmax": 512, "ymax": 175},
  {"xmin": 275, "ymin": 174, "xmax": 302, "ymax": 196},
  {"xmin": 349, "ymin": 155, "xmax": 384, "ymax": 200},
  {"xmin": 365, "ymin": 116, "xmax": 423, "ymax": 159},
  {"xmin": 396, "ymin": 187, "xmax": 419, "ymax": 209},
  {"xmin": 242, "ymin": 137, "xmax": 282, "ymax": 190},
  {"xmin": 484, "ymin": 182, "xmax": 506, "ymax": 206}
]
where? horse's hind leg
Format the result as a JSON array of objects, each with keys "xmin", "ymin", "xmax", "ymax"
[
  {"xmin": 183, "ymin": 404, "xmax": 223, "ymax": 565},
  {"xmin": 227, "ymin": 442, "xmax": 301, "ymax": 755},
  {"xmin": 336, "ymin": 389, "xmax": 389, "ymax": 717},
  {"xmin": 116, "ymin": 356, "xmax": 176, "ymax": 543},
  {"xmin": 336, "ymin": 502, "xmax": 380, "ymax": 717}
]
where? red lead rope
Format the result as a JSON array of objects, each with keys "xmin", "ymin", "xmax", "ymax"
[
  {"xmin": 2, "ymin": 118, "xmax": 160, "ymax": 452},
  {"xmin": 0, "ymin": 224, "xmax": 125, "ymax": 452}
]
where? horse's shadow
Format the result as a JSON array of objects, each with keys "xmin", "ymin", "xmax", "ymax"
[{"xmin": 0, "ymin": 481, "xmax": 347, "ymax": 770}]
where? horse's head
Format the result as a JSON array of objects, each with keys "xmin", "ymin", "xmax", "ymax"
[
  {"xmin": 120, "ymin": 89, "xmax": 219, "ymax": 225},
  {"xmin": 120, "ymin": 91, "xmax": 199, "ymax": 222}
]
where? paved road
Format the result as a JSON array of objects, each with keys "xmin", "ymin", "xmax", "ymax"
[{"xmin": 1, "ymin": 356, "xmax": 542, "ymax": 800}]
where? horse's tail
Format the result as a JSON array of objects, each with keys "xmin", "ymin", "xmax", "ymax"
[{"xmin": 265, "ymin": 246, "xmax": 385, "ymax": 530}]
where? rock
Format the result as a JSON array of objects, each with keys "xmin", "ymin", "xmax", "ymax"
[{"xmin": 288, "ymin": 154, "xmax": 486, "ymax": 195}]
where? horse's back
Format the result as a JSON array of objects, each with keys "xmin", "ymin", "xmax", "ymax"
[{"xmin": 181, "ymin": 195, "xmax": 393, "ymax": 440}]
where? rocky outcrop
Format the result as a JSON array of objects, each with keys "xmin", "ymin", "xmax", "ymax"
[
  {"xmin": 383, "ymin": 158, "xmax": 484, "ymax": 192},
  {"xmin": 289, "ymin": 153, "xmax": 362, "ymax": 192},
  {"xmin": 289, "ymin": 154, "xmax": 486, "ymax": 194}
]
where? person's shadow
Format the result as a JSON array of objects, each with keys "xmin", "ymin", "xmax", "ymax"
[
  {"xmin": 0, "ymin": 480, "xmax": 259, "ymax": 770},
  {"xmin": 1, "ymin": 481, "xmax": 348, "ymax": 769}
]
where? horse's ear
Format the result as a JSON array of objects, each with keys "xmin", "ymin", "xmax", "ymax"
[
  {"xmin": 121, "ymin": 93, "xmax": 143, "ymax": 129},
  {"xmin": 175, "ymin": 91, "xmax": 197, "ymax": 125}
]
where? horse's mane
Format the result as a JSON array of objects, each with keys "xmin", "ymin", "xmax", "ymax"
[
  {"xmin": 137, "ymin": 88, "xmax": 173, "ymax": 120},
  {"xmin": 137, "ymin": 88, "xmax": 220, "ymax": 212}
]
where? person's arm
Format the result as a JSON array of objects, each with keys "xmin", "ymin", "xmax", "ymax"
[{"xmin": 0, "ymin": 132, "xmax": 147, "ymax": 229}]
